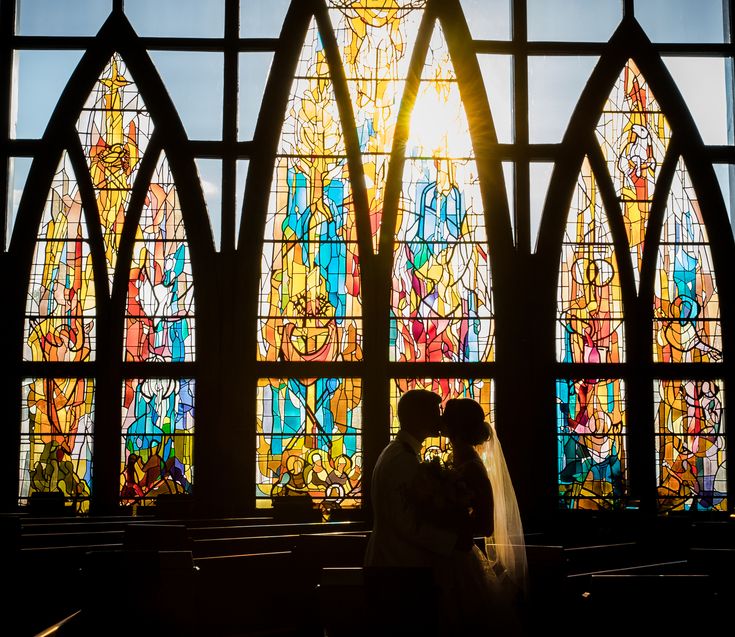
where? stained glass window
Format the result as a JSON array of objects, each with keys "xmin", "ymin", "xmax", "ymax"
[
  {"xmin": 653, "ymin": 158, "xmax": 722, "ymax": 363},
  {"xmin": 20, "ymin": 151, "xmax": 96, "ymax": 511},
  {"xmin": 556, "ymin": 378, "xmax": 627, "ymax": 509},
  {"xmin": 390, "ymin": 23, "xmax": 493, "ymax": 363},
  {"xmin": 596, "ymin": 59, "xmax": 671, "ymax": 289},
  {"xmin": 121, "ymin": 378, "xmax": 194, "ymax": 505},
  {"xmin": 20, "ymin": 378, "xmax": 94, "ymax": 512},
  {"xmin": 8, "ymin": 1, "xmax": 734, "ymax": 522},
  {"xmin": 655, "ymin": 379, "xmax": 726, "ymax": 512},
  {"xmin": 557, "ymin": 156, "xmax": 624, "ymax": 363},
  {"xmin": 390, "ymin": 378, "xmax": 493, "ymax": 461},
  {"xmin": 328, "ymin": 0, "xmax": 426, "ymax": 250},
  {"xmin": 256, "ymin": 378, "xmax": 362, "ymax": 516},
  {"xmin": 78, "ymin": 53, "xmax": 153, "ymax": 287},
  {"xmin": 24, "ymin": 153, "xmax": 96, "ymax": 363},
  {"xmin": 125, "ymin": 153, "xmax": 195, "ymax": 363},
  {"xmin": 258, "ymin": 19, "xmax": 363, "ymax": 363},
  {"xmin": 560, "ymin": 53, "xmax": 727, "ymax": 513}
]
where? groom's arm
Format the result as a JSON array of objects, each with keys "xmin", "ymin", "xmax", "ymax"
[{"xmin": 387, "ymin": 454, "xmax": 459, "ymax": 557}]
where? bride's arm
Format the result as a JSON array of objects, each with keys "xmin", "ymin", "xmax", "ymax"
[{"xmin": 464, "ymin": 462, "xmax": 494, "ymax": 538}]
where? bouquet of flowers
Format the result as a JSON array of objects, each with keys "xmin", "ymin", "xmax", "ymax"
[{"xmin": 407, "ymin": 456, "xmax": 473, "ymax": 530}]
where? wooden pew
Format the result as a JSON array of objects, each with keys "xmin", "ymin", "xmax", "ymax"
[
  {"xmin": 76, "ymin": 548, "xmax": 199, "ymax": 637},
  {"xmin": 582, "ymin": 573, "xmax": 716, "ymax": 634},
  {"xmin": 316, "ymin": 566, "xmax": 442, "ymax": 637},
  {"xmin": 317, "ymin": 567, "xmax": 370, "ymax": 637},
  {"xmin": 293, "ymin": 532, "xmax": 369, "ymax": 582},
  {"xmin": 566, "ymin": 557, "xmax": 690, "ymax": 598},
  {"xmin": 687, "ymin": 547, "xmax": 735, "ymax": 601},
  {"xmin": 187, "ymin": 519, "xmax": 367, "ymax": 540},
  {"xmin": 123, "ymin": 522, "xmax": 192, "ymax": 550},
  {"xmin": 20, "ymin": 528, "xmax": 124, "ymax": 549},
  {"xmin": 563, "ymin": 541, "xmax": 643, "ymax": 575},
  {"xmin": 690, "ymin": 520, "xmax": 735, "ymax": 548},
  {"xmin": 193, "ymin": 533, "xmax": 300, "ymax": 558},
  {"xmin": 193, "ymin": 550, "xmax": 317, "ymax": 637},
  {"xmin": 18, "ymin": 514, "xmax": 273, "ymax": 538}
]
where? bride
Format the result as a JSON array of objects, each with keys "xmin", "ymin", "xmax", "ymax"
[{"xmin": 434, "ymin": 398, "xmax": 527, "ymax": 635}]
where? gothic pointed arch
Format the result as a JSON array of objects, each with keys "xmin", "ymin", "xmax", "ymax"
[
  {"xmin": 78, "ymin": 53, "xmax": 154, "ymax": 289},
  {"xmin": 6, "ymin": 0, "xmax": 735, "ymax": 527},
  {"xmin": 390, "ymin": 19, "xmax": 494, "ymax": 365},
  {"xmin": 651, "ymin": 156, "xmax": 726, "ymax": 512},
  {"xmin": 120, "ymin": 150, "xmax": 196, "ymax": 504},
  {"xmin": 13, "ymin": 7, "xmax": 209, "ymax": 511},
  {"xmin": 327, "ymin": 0, "xmax": 426, "ymax": 252},
  {"xmin": 555, "ymin": 156, "xmax": 627, "ymax": 509},
  {"xmin": 385, "ymin": 7, "xmax": 503, "ymax": 460},
  {"xmin": 255, "ymin": 15, "xmax": 364, "ymax": 512},
  {"xmin": 595, "ymin": 59, "xmax": 671, "ymax": 291},
  {"xmin": 547, "ymin": 17, "xmax": 732, "ymax": 512},
  {"xmin": 20, "ymin": 152, "xmax": 96, "ymax": 511}
]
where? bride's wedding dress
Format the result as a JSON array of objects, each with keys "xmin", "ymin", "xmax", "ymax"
[{"xmin": 436, "ymin": 433, "xmax": 527, "ymax": 635}]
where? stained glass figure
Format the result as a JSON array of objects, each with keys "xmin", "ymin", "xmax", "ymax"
[
  {"xmin": 596, "ymin": 59, "xmax": 670, "ymax": 289},
  {"xmin": 556, "ymin": 378, "xmax": 627, "ymax": 509},
  {"xmin": 121, "ymin": 378, "xmax": 194, "ymax": 504},
  {"xmin": 391, "ymin": 23, "xmax": 493, "ymax": 363},
  {"xmin": 78, "ymin": 53, "xmax": 153, "ymax": 287},
  {"xmin": 557, "ymin": 156, "xmax": 624, "ymax": 363},
  {"xmin": 20, "ymin": 377, "xmax": 94, "ymax": 512},
  {"xmin": 328, "ymin": 0, "xmax": 426, "ymax": 250},
  {"xmin": 655, "ymin": 379, "xmax": 726, "ymax": 511},
  {"xmin": 654, "ymin": 158, "xmax": 722, "ymax": 363},
  {"xmin": 256, "ymin": 378, "xmax": 362, "ymax": 516},
  {"xmin": 390, "ymin": 378, "xmax": 492, "ymax": 462},
  {"xmin": 125, "ymin": 153, "xmax": 195, "ymax": 362},
  {"xmin": 258, "ymin": 19, "xmax": 363, "ymax": 363},
  {"xmin": 24, "ymin": 152, "xmax": 96, "ymax": 362}
]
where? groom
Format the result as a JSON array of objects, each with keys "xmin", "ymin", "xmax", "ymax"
[{"xmin": 364, "ymin": 389, "xmax": 473, "ymax": 634}]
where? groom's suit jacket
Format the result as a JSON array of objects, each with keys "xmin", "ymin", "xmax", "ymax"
[{"xmin": 364, "ymin": 430, "xmax": 457, "ymax": 568}]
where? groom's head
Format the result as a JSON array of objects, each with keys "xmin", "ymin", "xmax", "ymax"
[{"xmin": 397, "ymin": 389, "xmax": 442, "ymax": 440}]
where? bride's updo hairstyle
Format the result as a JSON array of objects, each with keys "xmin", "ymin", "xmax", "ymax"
[{"xmin": 442, "ymin": 398, "xmax": 492, "ymax": 446}]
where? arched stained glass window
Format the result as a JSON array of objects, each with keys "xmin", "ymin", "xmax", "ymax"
[
  {"xmin": 391, "ymin": 21, "xmax": 493, "ymax": 363},
  {"xmin": 386, "ymin": 17, "xmax": 497, "ymax": 474},
  {"xmin": 653, "ymin": 158, "xmax": 722, "ymax": 364},
  {"xmin": 595, "ymin": 59, "xmax": 670, "ymax": 290},
  {"xmin": 557, "ymin": 41, "xmax": 729, "ymax": 513},
  {"xmin": 6, "ymin": 0, "xmax": 735, "ymax": 533},
  {"xmin": 258, "ymin": 19, "xmax": 362, "ymax": 364},
  {"xmin": 17, "ymin": 48, "xmax": 198, "ymax": 510},
  {"xmin": 21, "ymin": 152, "xmax": 96, "ymax": 511},
  {"xmin": 121, "ymin": 152, "xmax": 196, "ymax": 505},
  {"xmin": 78, "ymin": 53, "xmax": 154, "ymax": 288},
  {"xmin": 328, "ymin": 0, "xmax": 425, "ymax": 251},
  {"xmin": 256, "ymin": 18, "xmax": 363, "ymax": 512},
  {"xmin": 652, "ymin": 157, "xmax": 726, "ymax": 512},
  {"xmin": 556, "ymin": 157, "xmax": 627, "ymax": 509},
  {"xmin": 124, "ymin": 153, "xmax": 195, "ymax": 364},
  {"xmin": 24, "ymin": 153, "xmax": 96, "ymax": 364},
  {"xmin": 557, "ymin": 156, "xmax": 624, "ymax": 365}
]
